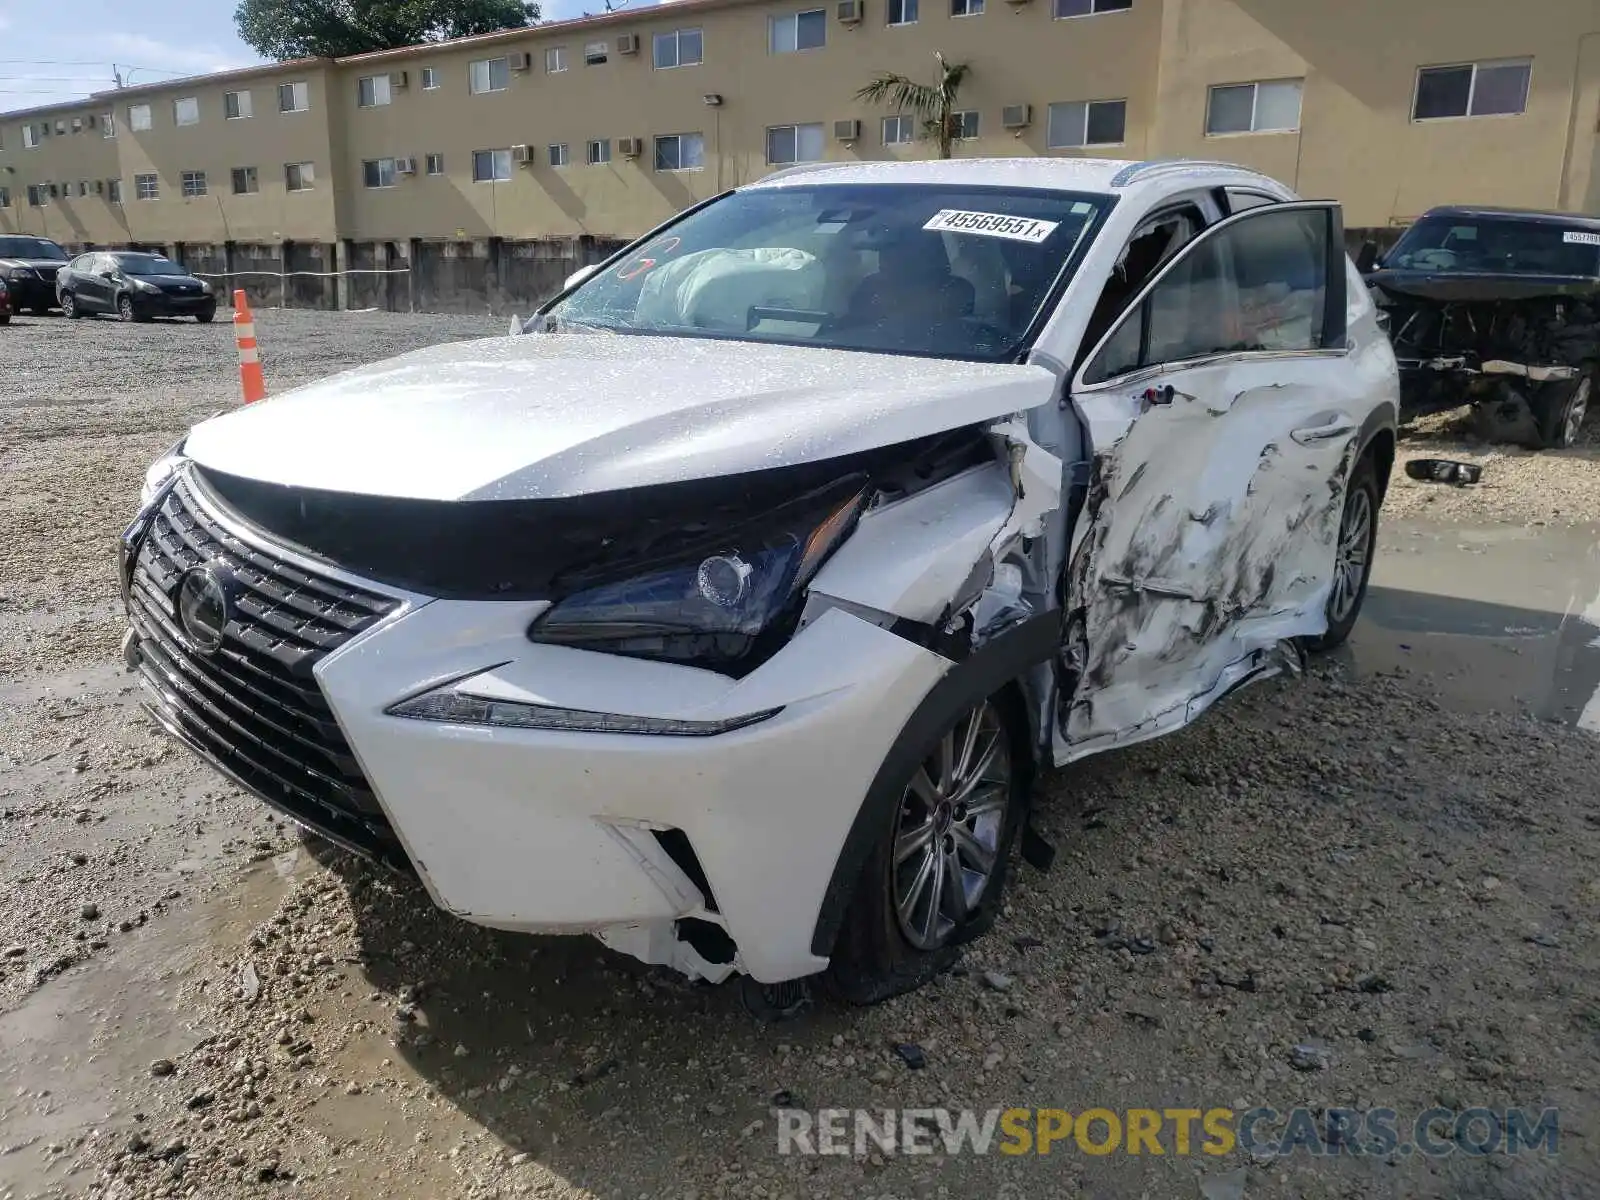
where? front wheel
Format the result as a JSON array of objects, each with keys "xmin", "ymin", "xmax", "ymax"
[
  {"xmin": 826, "ymin": 692, "xmax": 1028, "ymax": 1005},
  {"xmin": 195, "ymin": 306, "xmax": 216, "ymax": 324},
  {"xmin": 118, "ymin": 295, "xmax": 139, "ymax": 322},
  {"xmin": 1532, "ymin": 375, "xmax": 1591, "ymax": 450},
  {"xmin": 60, "ymin": 292, "xmax": 80, "ymax": 319},
  {"xmin": 1308, "ymin": 454, "xmax": 1380, "ymax": 652}
]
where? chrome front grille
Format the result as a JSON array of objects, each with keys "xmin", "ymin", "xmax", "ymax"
[{"xmin": 127, "ymin": 472, "xmax": 408, "ymax": 867}]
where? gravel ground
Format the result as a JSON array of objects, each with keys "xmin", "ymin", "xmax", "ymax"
[{"xmin": 2, "ymin": 310, "xmax": 1598, "ymax": 1200}]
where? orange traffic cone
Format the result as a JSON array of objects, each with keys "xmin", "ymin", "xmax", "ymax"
[{"xmin": 233, "ymin": 289, "xmax": 267, "ymax": 404}]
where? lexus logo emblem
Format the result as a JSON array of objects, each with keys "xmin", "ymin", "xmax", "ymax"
[{"xmin": 176, "ymin": 564, "xmax": 232, "ymax": 654}]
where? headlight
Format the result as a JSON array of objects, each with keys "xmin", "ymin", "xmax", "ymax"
[
  {"xmin": 200, "ymin": 280, "xmax": 214, "ymax": 294},
  {"xmin": 140, "ymin": 439, "xmax": 187, "ymax": 507},
  {"xmin": 528, "ymin": 486, "xmax": 865, "ymax": 670},
  {"xmin": 133, "ymin": 278, "xmax": 160, "ymax": 293},
  {"xmin": 2, "ymin": 266, "xmax": 33, "ymax": 281}
]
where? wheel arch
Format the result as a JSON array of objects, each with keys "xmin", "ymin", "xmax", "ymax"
[
  {"xmin": 808, "ymin": 611, "xmax": 1056, "ymax": 960},
  {"xmin": 1357, "ymin": 401, "xmax": 1398, "ymax": 501}
]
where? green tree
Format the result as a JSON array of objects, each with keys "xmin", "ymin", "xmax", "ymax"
[
  {"xmin": 856, "ymin": 52, "xmax": 971, "ymax": 159},
  {"xmin": 236, "ymin": 0, "xmax": 540, "ymax": 61}
]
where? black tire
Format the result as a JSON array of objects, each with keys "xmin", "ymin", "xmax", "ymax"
[
  {"xmin": 196, "ymin": 307, "xmax": 216, "ymax": 324},
  {"xmin": 1531, "ymin": 375, "xmax": 1591, "ymax": 450},
  {"xmin": 825, "ymin": 690, "xmax": 1030, "ymax": 1005},
  {"xmin": 60, "ymin": 292, "xmax": 80, "ymax": 319},
  {"xmin": 117, "ymin": 294, "xmax": 143, "ymax": 323},
  {"xmin": 28, "ymin": 305, "xmax": 51, "ymax": 317},
  {"xmin": 0, "ymin": 313, "xmax": 10, "ymax": 326},
  {"xmin": 1308, "ymin": 452, "xmax": 1380, "ymax": 652}
]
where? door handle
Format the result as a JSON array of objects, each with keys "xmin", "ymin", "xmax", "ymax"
[{"xmin": 1291, "ymin": 415, "xmax": 1357, "ymax": 445}]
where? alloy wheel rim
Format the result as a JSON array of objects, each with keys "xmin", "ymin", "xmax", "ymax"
[
  {"xmin": 1564, "ymin": 379, "xmax": 1591, "ymax": 446},
  {"xmin": 1328, "ymin": 485, "xmax": 1373, "ymax": 625},
  {"xmin": 120, "ymin": 298, "xmax": 132, "ymax": 319},
  {"xmin": 62, "ymin": 294, "xmax": 74, "ymax": 316},
  {"xmin": 892, "ymin": 701, "xmax": 1011, "ymax": 951}
]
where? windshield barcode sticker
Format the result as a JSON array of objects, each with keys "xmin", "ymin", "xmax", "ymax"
[
  {"xmin": 1563, "ymin": 231, "xmax": 1600, "ymax": 245},
  {"xmin": 923, "ymin": 210, "xmax": 1059, "ymax": 243}
]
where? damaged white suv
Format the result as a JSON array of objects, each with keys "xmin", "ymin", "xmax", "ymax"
[{"xmin": 122, "ymin": 158, "xmax": 1398, "ymax": 1003}]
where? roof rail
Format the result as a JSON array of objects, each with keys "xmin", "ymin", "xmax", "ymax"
[{"xmin": 1108, "ymin": 158, "xmax": 1273, "ymax": 189}]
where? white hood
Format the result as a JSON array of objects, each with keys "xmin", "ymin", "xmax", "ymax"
[{"xmin": 182, "ymin": 333, "xmax": 1055, "ymax": 501}]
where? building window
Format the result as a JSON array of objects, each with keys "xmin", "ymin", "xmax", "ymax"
[
  {"xmin": 231, "ymin": 166, "xmax": 259, "ymax": 195},
  {"xmin": 279, "ymin": 81, "xmax": 310, "ymax": 112},
  {"xmin": 952, "ymin": 110, "xmax": 980, "ymax": 139},
  {"xmin": 27, "ymin": 184, "xmax": 47, "ymax": 207},
  {"xmin": 1206, "ymin": 79, "xmax": 1303, "ymax": 135},
  {"xmin": 22, "ymin": 125, "xmax": 41, "ymax": 148},
  {"xmin": 654, "ymin": 132, "xmax": 704, "ymax": 171},
  {"xmin": 134, "ymin": 173, "xmax": 159, "ymax": 200},
  {"xmin": 472, "ymin": 148, "xmax": 513, "ymax": 181},
  {"xmin": 544, "ymin": 143, "xmax": 567, "ymax": 167},
  {"xmin": 426, "ymin": 152, "xmax": 444, "ymax": 175},
  {"xmin": 887, "ymin": 0, "xmax": 918, "ymax": 23},
  {"xmin": 107, "ymin": 179, "xmax": 122, "ymax": 203},
  {"xmin": 1046, "ymin": 98, "xmax": 1126, "ymax": 147},
  {"xmin": 77, "ymin": 180, "xmax": 90, "ymax": 197},
  {"xmin": 181, "ymin": 170, "xmax": 207, "ymax": 197},
  {"xmin": 882, "ymin": 114, "xmax": 915, "ymax": 144},
  {"xmin": 546, "ymin": 46, "xmax": 568, "ymax": 72},
  {"xmin": 357, "ymin": 75, "xmax": 393, "ymax": 107},
  {"xmin": 0, "ymin": 187, "xmax": 9, "ymax": 208},
  {"xmin": 1413, "ymin": 59, "xmax": 1531, "ymax": 120},
  {"xmin": 469, "ymin": 57, "xmax": 510, "ymax": 93},
  {"xmin": 584, "ymin": 41, "xmax": 608, "ymax": 66},
  {"xmin": 72, "ymin": 117, "xmax": 83, "ymax": 133},
  {"xmin": 129, "ymin": 104, "xmax": 152, "ymax": 131},
  {"xmin": 587, "ymin": 138, "xmax": 611, "ymax": 164},
  {"xmin": 951, "ymin": 0, "xmax": 984, "ymax": 16},
  {"xmin": 362, "ymin": 158, "xmax": 397, "ymax": 188},
  {"xmin": 224, "ymin": 90, "xmax": 253, "ymax": 120},
  {"xmin": 654, "ymin": 29, "xmax": 703, "ymax": 69},
  {"xmin": 769, "ymin": 9, "xmax": 826, "ymax": 53},
  {"xmin": 101, "ymin": 112, "xmax": 115, "ymax": 137},
  {"xmin": 766, "ymin": 122, "xmax": 825, "ymax": 164},
  {"xmin": 285, "ymin": 161, "xmax": 315, "ymax": 191},
  {"xmin": 1053, "ymin": 0, "xmax": 1131, "ymax": 15},
  {"xmin": 421, "ymin": 67, "xmax": 440, "ymax": 89},
  {"xmin": 174, "ymin": 97, "xmax": 200, "ymax": 126}
]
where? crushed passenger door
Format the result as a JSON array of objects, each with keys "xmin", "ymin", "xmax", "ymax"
[{"xmin": 1057, "ymin": 202, "xmax": 1363, "ymax": 760}]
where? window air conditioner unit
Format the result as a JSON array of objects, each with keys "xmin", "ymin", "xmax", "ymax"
[
  {"xmin": 837, "ymin": 0, "xmax": 862, "ymax": 22},
  {"xmin": 395, "ymin": 156, "xmax": 417, "ymax": 174},
  {"xmin": 616, "ymin": 34, "xmax": 640, "ymax": 54},
  {"xmin": 1002, "ymin": 104, "xmax": 1032, "ymax": 129},
  {"xmin": 390, "ymin": 70, "xmax": 409, "ymax": 89},
  {"xmin": 512, "ymin": 143, "xmax": 533, "ymax": 164},
  {"xmin": 833, "ymin": 118, "xmax": 861, "ymax": 141},
  {"xmin": 618, "ymin": 137, "xmax": 642, "ymax": 158},
  {"xmin": 510, "ymin": 52, "xmax": 533, "ymax": 71},
  {"xmin": 94, "ymin": 179, "xmax": 104, "ymax": 194},
  {"xmin": 1005, "ymin": 0, "xmax": 1032, "ymax": 8}
]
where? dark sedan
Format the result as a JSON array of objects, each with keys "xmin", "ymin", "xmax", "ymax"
[
  {"xmin": 57, "ymin": 251, "xmax": 217, "ymax": 322},
  {"xmin": 0, "ymin": 235, "xmax": 70, "ymax": 314}
]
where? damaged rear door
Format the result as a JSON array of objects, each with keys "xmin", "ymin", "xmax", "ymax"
[{"xmin": 1058, "ymin": 202, "xmax": 1362, "ymax": 758}]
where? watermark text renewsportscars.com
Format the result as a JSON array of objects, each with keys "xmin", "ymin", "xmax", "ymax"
[{"xmin": 776, "ymin": 1106, "xmax": 1561, "ymax": 1159}]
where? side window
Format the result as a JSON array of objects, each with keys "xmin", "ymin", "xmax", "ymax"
[
  {"xmin": 1078, "ymin": 205, "xmax": 1203, "ymax": 364},
  {"xmin": 1084, "ymin": 206, "xmax": 1339, "ymax": 385},
  {"xmin": 1223, "ymin": 188, "xmax": 1279, "ymax": 214}
]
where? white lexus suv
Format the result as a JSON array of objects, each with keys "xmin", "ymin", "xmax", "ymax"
[{"xmin": 122, "ymin": 158, "xmax": 1398, "ymax": 1004}]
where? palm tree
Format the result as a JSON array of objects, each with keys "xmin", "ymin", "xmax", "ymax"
[{"xmin": 856, "ymin": 52, "xmax": 971, "ymax": 160}]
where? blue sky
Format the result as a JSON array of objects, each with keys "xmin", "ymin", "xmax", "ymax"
[{"xmin": 0, "ymin": 0, "xmax": 610, "ymax": 114}]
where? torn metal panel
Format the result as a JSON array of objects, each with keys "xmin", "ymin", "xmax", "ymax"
[{"xmin": 1057, "ymin": 355, "xmax": 1365, "ymax": 763}]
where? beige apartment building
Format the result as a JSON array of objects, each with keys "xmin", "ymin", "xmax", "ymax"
[{"xmin": 4, "ymin": 0, "xmax": 1600, "ymax": 254}]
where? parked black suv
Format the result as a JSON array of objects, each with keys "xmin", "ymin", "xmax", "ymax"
[
  {"xmin": 0, "ymin": 235, "xmax": 70, "ymax": 315},
  {"xmin": 1361, "ymin": 206, "xmax": 1598, "ymax": 449},
  {"xmin": 56, "ymin": 251, "xmax": 217, "ymax": 323}
]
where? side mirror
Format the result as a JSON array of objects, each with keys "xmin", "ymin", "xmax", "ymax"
[
  {"xmin": 1355, "ymin": 240, "xmax": 1381, "ymax": 274},
  {"xmin": 563, "ymin": 263, "xmax": 600, "ymax": 291}
]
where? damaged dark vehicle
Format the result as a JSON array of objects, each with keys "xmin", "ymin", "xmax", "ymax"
[{"xmin": 1362, "ymin": 205, "xmax": 1599, "ymax": 448}]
